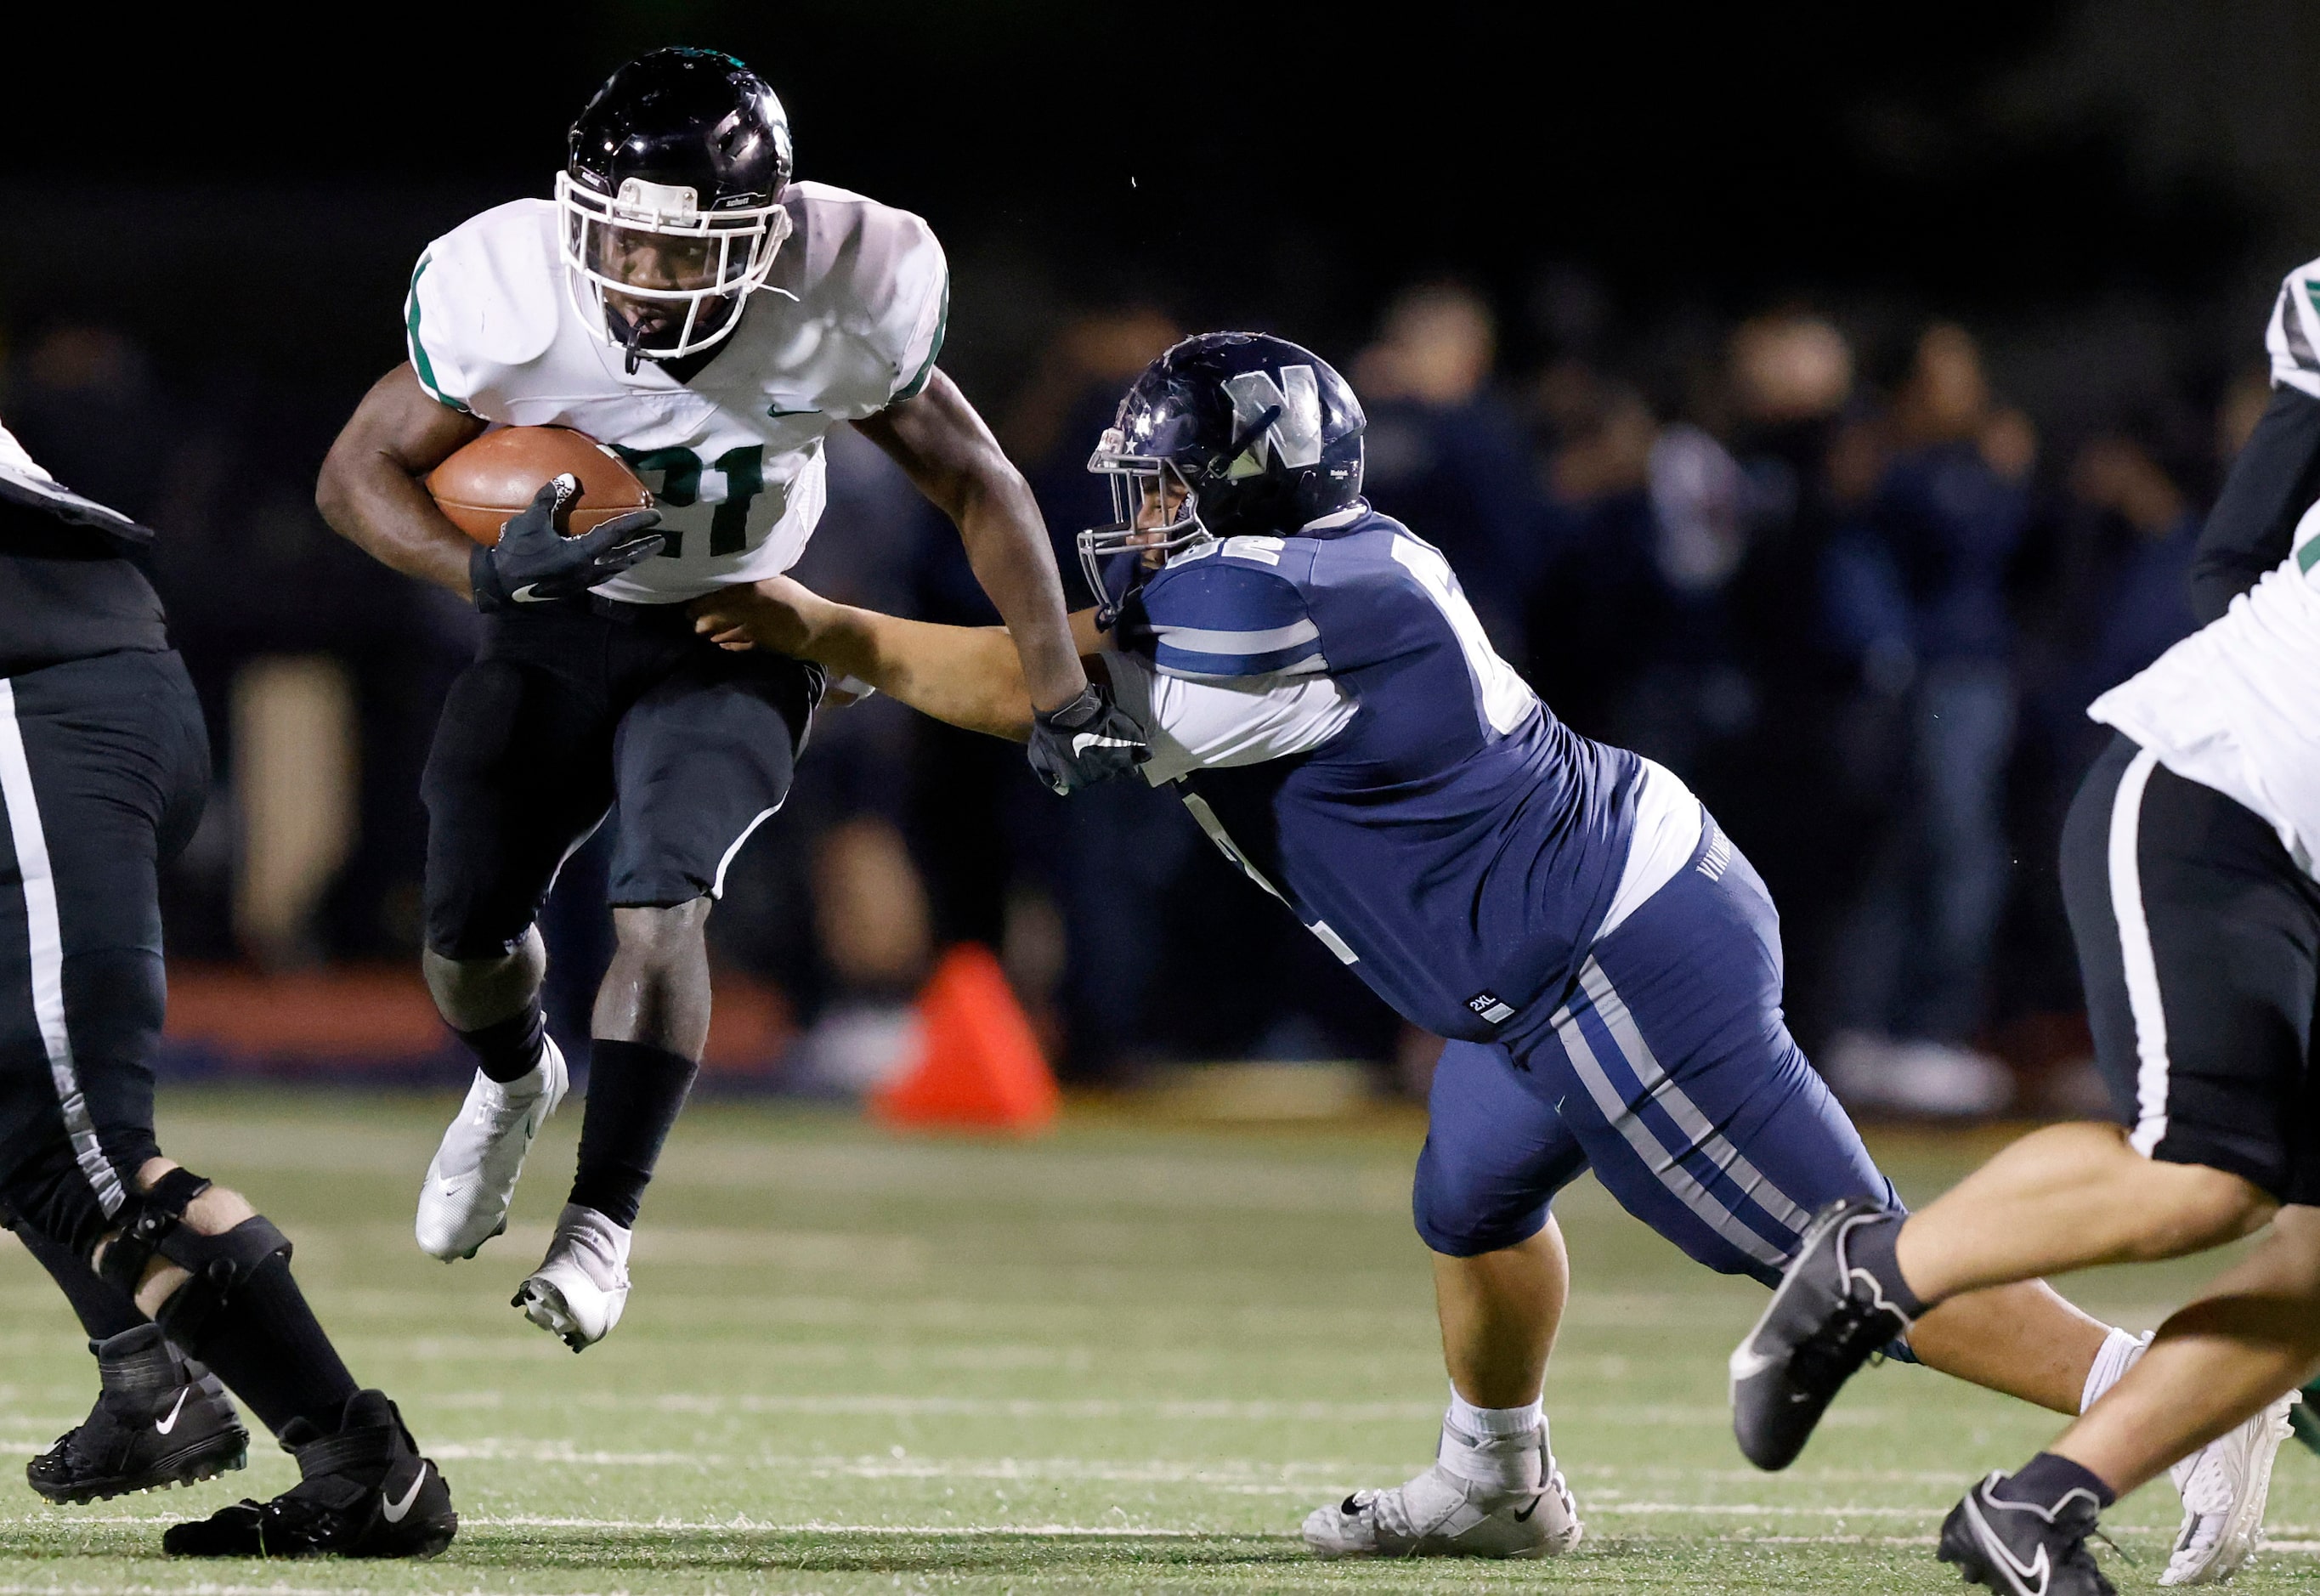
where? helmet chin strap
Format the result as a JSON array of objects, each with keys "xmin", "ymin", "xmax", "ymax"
[{"xmin": 623, "ymin": 314, "xmax": 648, "ymax": 376}]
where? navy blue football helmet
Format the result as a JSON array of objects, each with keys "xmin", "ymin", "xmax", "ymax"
[{"xmin": 1080, "ymin": 331, "xmax": 1366, "ymax": 621}]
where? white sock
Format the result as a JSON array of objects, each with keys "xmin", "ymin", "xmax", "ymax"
[
  {"xmin": 1440, "ymin": 1389, "xmax": 1546, "ymax": 1492},
  {"xmin": 2080, "ymin": 1326, "xmax": 2151, "ymax": 1414}
]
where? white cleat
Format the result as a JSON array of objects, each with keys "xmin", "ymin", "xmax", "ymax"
[
  {"xmin": 2161, "ymin": 1391, "xmax": 2298, "ymax": 1585},
  {"xmin": 415, "ymin": 1038, "xmax": 568, "ymax": 1261},
  {"xmin": 1303, "ymin": 1434, "xmax": 1581, "ymax": 1559},
  {"xmin": 513, "ymin": 1203, "xmax": 631, "ymax": 1352}
]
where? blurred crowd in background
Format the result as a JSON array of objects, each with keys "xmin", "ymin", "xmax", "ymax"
[{"xmin": 0, "ymin": 263, "xmax": 2274, "ymax": 1112}]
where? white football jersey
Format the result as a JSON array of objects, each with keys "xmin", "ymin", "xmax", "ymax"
[
  {"xmin": 2090, "ymin": 501, "xmax": 2320, "ymax": 877},
  {"xmin": 405, "ymin": 181, "xmax": 948, "ymax": 603},
  {"xmin": 2091, "ymin": 252, "xmax": 2320, "ymax": 876}
]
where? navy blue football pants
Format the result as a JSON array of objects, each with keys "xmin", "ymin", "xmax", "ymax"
[{"xmin": 1413, "ymin": 823, "xmax": 1897, "ymax": 1288}]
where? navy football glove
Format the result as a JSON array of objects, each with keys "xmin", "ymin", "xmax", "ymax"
[
  {"xmin": 469, "ymin": 474, "xmax": 665, "ymax": 613},
  {"xmin": 1027, "ymin": 682, "xmax": 1149, "ymax": 795}
]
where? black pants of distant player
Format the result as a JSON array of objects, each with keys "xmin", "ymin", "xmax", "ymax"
[
  {"xmin": 422, "ymin": 598, "xmax": 821, "ymax": 961},
  {"xmin": 0, "ymin": 648, "xmax": 208, "ymax": 1258},
  {"xmin": 2063, "ymin": 731, "xmax": 2320, "ymax": 1203}
]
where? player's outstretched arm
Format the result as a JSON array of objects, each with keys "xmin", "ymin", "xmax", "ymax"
[
  {"xmin": 854, "ymin": 372, "xmax": 1146, "ymax": 792},
  {"xmin": 693, "ymin": 578, "xmax": 1106, "ymax": 744},
  {"xmin": 316, "ymin": 364, "xmax": 489, "ymax": 597},
  {"xmin": 852, "ymin": 370, "xmax": 1084, "ymax": 712}
]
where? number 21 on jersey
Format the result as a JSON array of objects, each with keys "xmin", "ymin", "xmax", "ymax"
[{"xmin": 612, "ymin": 444, "xmax": 766, "ymax": 558}]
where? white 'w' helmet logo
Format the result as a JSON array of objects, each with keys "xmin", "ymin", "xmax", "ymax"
[{"xmin": 1223, "ymin": 365, "xmax": 1324, "ymax": 473}]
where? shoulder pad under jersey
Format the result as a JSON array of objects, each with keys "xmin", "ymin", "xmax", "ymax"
[
  {"xmin": 1126, "ymin": 538, "xmax": 1325, "ymax": 680},
  {"xmin": 405, "ymin": 200, "xmax": 562, "ymax": 413},
  {"xmin": 777, "ymin": 182, "xmax": 949, "ymax": 412}
]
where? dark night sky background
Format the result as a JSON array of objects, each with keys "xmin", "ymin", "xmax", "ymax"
[{"xmin": 4, "ymin": 2, "xmax": 2318, "ymax": 415}]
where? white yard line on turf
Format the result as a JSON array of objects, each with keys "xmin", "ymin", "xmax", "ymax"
[
  {"xmin": 513, "ymin": 1391, "xmax": 1854, "ymax": 1426},
  {"xmin": 430, "ymin": 1444, "xmax": 1360, "ymax": 1478},
  {"xmin": 477, "ymin": 1515, "xmax": 1275, "ymax": 1534},
  {"xmin": 416, "ymin": 1442, "xmax": 1989, "ymax": 1504}
]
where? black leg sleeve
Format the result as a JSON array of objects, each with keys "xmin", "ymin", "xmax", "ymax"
[
  {"xmin": 180, "ymin": 1254, "xmax": 359, "ymax": 1438},
  {"xmin": 9, "ymin": 1215, "xmax": 145, "ymax": 1341},
  {"xmin": 569, "ymin": 1039, "xmax": 699, "ymax": 1227}
]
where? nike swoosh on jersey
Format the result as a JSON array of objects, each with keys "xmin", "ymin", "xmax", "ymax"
[
  {"xmin": 1070, "ymin": 732, "xmax": 1137, "ymax": 758},
  {"xmin": 154, "ymin": 1389, "xmax": 189, "ymax": 1435},
  {"xmin": 381, "ymin": 1463, "xmax": 428, "ymax": 1523},
  {"xmin": 510, "ymin": 585, "xmax": 553, "ymax": 604}
]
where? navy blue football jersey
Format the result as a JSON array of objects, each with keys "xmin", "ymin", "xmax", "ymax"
[{"xmin": 1108, "ymin": 506, "xmax": 1642, "ymax": 1042}]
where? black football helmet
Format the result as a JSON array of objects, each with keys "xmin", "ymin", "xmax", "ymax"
[
  {"xmin": 1080, "ymin": 332, "xmax": 1366, "ymax": 620},
  {"xmin": 557, "ymin": 48, "xmax": 795, "ymax": 369}
]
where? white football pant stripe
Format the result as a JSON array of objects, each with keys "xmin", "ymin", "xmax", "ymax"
[
  {"xmin": 0, "ymin": 679, "xmax": 127, "ymax": 1215},
  {"xmin": 1549, "ymin": 959, "xmax": 1794, "ymax": 1272},
  {"xmin": 2108, "ymin": 746, "xmax": 2171, "ymax": 1156},
  {"xmin": 1575, "ymin": 961, "xmax": 1812, "ymax": 1234},
  {"xmin": 712, "ymin": 806, "xmax": 781, "ymax": 900}
]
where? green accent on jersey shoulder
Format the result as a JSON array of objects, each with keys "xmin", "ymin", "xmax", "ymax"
[
  {"xmin": 405, "ymin": 256, "xmax": 472, "ymax": 415},
  {"xmin": 2305, "ymin": 280, "xmax": 2320, "ymax": 324},
  {"xmin": 2299, "ymin": 536, "xmax": 2320, "ymax": 576},
  {"xmin": 891, "ymin": 272, "xmax": 949, "ymax": 405}
]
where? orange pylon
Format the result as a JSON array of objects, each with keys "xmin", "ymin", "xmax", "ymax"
[{"xmin": 871, "ymin": 944, "xmax": 1059, "ymax": 1132}]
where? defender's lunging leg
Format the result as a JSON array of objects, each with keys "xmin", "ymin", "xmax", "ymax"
[
  {"xmin": 1305, "ymin": 1041, "xmax": 1598, "ymax": 1562},
  {"xmin": 1306, "ymin": 1222, "xmax": 1585, "ymax": 1561},
  {"xmin": 1734, "ymin": 739, "xmax": 2311, "ymax": 1587},
  {"xmin": 515, "ymin": 897, "xmax": 711, "ymax": 1350}
]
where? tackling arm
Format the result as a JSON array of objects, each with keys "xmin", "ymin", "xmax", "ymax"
[
  {"xmin": 315, "ymin": 364, "xmax": 489, "ymax": 598},
  {"xmin": 693, "ymin": 577, "xmax": 1111, "ymax": 744},
  {"xmin": 851, "ymin": 370, "xmax": 1087, "ymax": 713}
]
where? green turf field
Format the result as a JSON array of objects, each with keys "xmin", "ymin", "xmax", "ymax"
[{"xmin": 0, "ymin": 1090, "xmax": 2311, "ymax": 1593}]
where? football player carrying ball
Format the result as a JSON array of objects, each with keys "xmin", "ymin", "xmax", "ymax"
[{"xmin": 317, "ymin": 48, "xmax": 1143, "ymax": 1349}]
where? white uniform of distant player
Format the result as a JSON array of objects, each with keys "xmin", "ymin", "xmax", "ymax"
[
  {"xmin": 405, "ymin": 181, "xmax": 948, "ymax": 603},
  {"xmin": 2091, "ymin": 252, "xmax": 2320, "ymax": 875}
]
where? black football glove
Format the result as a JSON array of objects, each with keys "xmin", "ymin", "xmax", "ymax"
[
  {"xmin": 1027, "ymin": 682, "xmax": 1149, "ymax": 795},
  {"xmin": 469, "ymin": 473, "xmax": 665, "ymax": 613}
]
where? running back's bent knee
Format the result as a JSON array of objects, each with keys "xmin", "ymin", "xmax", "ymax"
[{"xmin": 609, "ymin": 898, "xmax": 710, "ymax": 961}]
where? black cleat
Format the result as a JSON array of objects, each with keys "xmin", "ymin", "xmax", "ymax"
[
  {"xmin": 1938, "ymin": 1473, "xmax": 2117, "ymax": 1595},
  {"xmin": 163, "ymin": 1389, "xmax": 456, "ymax": 1559},
  {"xmin": 28, "ymin": 1326, "xmax": 249, "ymax": 1504},
  {"xmin": 1729, "ymin": 1195, "xmax": 1912, "ymax": 1470}
]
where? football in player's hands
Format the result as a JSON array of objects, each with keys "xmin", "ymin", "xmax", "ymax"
[
  {"xmin": 468, "ymin": 474, "xmax": 665, "ymax": 612},
  {"xmin": 426, "ymin": 424, "xmax": 654, "ymax": 547}
]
